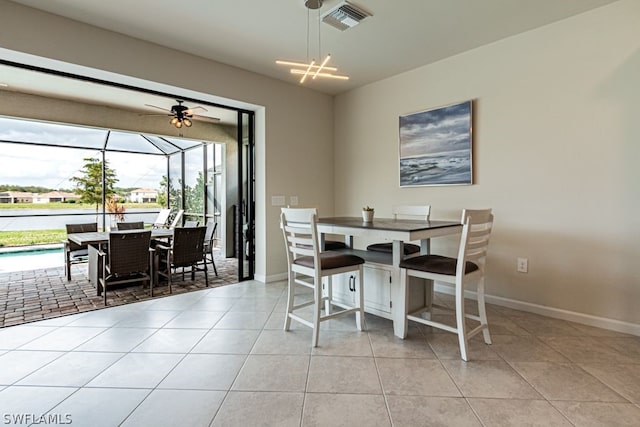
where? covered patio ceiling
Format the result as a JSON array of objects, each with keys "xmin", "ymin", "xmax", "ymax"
[{"xmin": 0, "ymin": 115, "xmax": 204, "ymax": 155}]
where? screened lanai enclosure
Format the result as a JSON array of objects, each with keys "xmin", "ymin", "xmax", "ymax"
[{"xmin": 0, "ymin": 114, "xmax": 255, "ymax": 281}]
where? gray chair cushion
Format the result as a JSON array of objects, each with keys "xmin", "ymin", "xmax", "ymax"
[
  {"xmin": 294, "ymin": 251, "xmax": 364, "ymax": 270},
  {"xmin": 69, "ymin": 248, "xmax": 89, "ymax": 260},
  {"xmin": 399, "ymin": 254, "xmax": 478, "ymax": 275},
  {"xmin": 367, "ymin": 242, "xmax": 421, "ymax": 255}
]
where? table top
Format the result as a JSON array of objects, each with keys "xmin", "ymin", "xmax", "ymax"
[
  {"xmin": 316, "ymin": 216, "xmax": 462, "ymax": 241},
  {"xmin": 68, "ymin": 229, "xmax": 173, "ymax": 246},
  {"xmin": 317, "ymin": 217, "xmax": 461, "ymax": 232}
]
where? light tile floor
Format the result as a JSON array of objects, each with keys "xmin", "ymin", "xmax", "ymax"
[{"xmin": 0, "ymin": 280, "xmax": 639, "ymax": 426}]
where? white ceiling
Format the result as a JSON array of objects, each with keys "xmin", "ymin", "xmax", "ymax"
[{"xmin": 1, "ymin": 0, "xmax": 619, "ymax": 118}]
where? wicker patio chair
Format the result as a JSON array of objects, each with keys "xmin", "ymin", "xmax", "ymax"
[
  {"xmin": 64, "ymin": 222, "xmax": 98, "ymax": 281},
  {"xmin": 97, "ymin": 230, "xmax": 153, "ymax": 305},
  {"xmin": 156, "ymin": 226, "xmax": 208, "ymax": 292},
  {"xmin": 114, "ymin": 221, "xmax": 144, "ymax": 230}
]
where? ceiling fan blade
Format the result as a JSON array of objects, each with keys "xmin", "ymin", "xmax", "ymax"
[
  {"xmin": 185, "ymin": 105, "xmax": 208, "ymax": 114},
  {"xmin": 138, "ymin": 113, "xmax": 172, "ymax": 117},
  {"xmin": 144, "ymin": 103, "xmax": 172, "ymax": 113}
]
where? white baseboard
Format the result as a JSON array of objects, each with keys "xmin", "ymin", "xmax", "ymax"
[
  {"xmin": 257, "ymin": 272, "xmax": 287, "ymax": 284},
  {"xmin": 434, "ymin": 284, "xmax": 640, "ymax": 337}
]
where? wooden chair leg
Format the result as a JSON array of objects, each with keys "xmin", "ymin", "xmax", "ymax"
[
  {"xmin": 284, "ymin": 273, "xmax": 295, "ymax": 331},
  {"xmin": 477, "ymin": 277, "xmax": 492, "ymax": 344},
  {"xmin": 455, "ymin": 278, "xmax": 469, "ymax": 361},
  {"xmin": 312, "ymin": 278, "xmax": 322, "ymax": 347}
]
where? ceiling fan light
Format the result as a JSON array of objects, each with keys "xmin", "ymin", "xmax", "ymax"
[
  {"xmin": 175, "ymin": 120, "xmax": 183, "ymax": 128},
  {"xmin": 170, "ymin": 117, "xmax": 179, "ymax": 125},
  {"xmin": 183, "ymin": 118, "xmax": 192, "ymax": 127}
]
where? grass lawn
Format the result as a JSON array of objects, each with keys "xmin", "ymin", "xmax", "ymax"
[{"xmin": 0, "ymin": 229, "xmax": 67, "ymax": 247}]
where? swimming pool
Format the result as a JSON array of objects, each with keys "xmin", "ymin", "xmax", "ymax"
[{"xmin": 0, "ymin": 245, "xmax": 64, "ymax": 273}]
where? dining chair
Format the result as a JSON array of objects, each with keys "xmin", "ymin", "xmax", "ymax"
[
  {"xmin": 114, "ymin": 221, "xmax": 144, "ymax": 230},
  {"xmin": 152, "ymin": 208, "xmax": 171, "ymax": 228},
  {"xmin": 398, "ymin": 208, "xmax": 494, "ymax": 361},
  {"xmin": 155, "ymin": 226, "xmax": 208, "ymax": 292},
  {"xmin": 203, "ymin": 220, "xmax": 219, "ymax": 276},
  {"xmin": 281, "ymin": 208, "xmax": 365, "ymax": 347},
  {"xmin": 97, "ymin": 230, "xmax": 152, "ymax": 305},
  {"xmin": 64, "ymin": 222, "xmax": 98, "ymax": 281},
  {"xmin": 366, "ymin": 205, "xmax": 431, "ymax": 256}
]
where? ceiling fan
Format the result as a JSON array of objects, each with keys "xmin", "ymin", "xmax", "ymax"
[{"xmin": 143, "ymin": 99, "xmax": 220, "ymax": 128}]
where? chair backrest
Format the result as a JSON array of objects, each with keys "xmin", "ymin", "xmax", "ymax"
[
  {"xmin": 171, "ymin": 226, "xmax": 207, "ymax": 266},
  {"xmin": 457, "ymin": 209, "xmax": 494, "ymax": 276},
  {"xmin": 153, "ymin": 209, "xmax": 171, "ymax": 228},
  {"xmin": 184, "ymin": 220, "xmax": 199, "ymax": 227},
  {"xmin": 169, "ymin": 209, "xmax": 185, "ymax": 229},
  {"xmin": 66, "ymin": 222, "xmax": 98, "ymax": 251},
  {"xmin": 280, "ymin": 208, "xmax": 319, "ymax": 270},
  {"xmin": 392, "ymin": 205, "xmax": 431, "ymax": 220},
  {"xmin": 115, "ymin": 221, "xmax": 144, "ymax": 230},
  {"xmin": 107, "ymin": 230, "xmax": 151, "ymax": 275},
  {"xmin": 204, "ymin": 220, "xmax": 218, "ymax": 244}
]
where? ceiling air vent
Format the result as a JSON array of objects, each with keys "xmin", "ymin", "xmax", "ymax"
[{"xmin": 322, "ymin": 1, "xmax": 372, "ymax": 31}]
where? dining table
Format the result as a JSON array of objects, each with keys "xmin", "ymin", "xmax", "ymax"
[
  {"xmin": 67, "ymin": 228, "xmax": 173, "ymax": 287},
  {"xmin": 316, "ymin": 216, "xmax": 462, "ymax": 338}
]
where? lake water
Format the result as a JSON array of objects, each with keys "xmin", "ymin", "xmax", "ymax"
[{"xmin": 0, "ymin": 208, "xmax": 161, "ymax": 231}]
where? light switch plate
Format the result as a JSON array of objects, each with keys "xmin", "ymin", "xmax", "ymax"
[
  {"xmin": 271, "ymin": 195, "xmax": 286, "ymax": 206},
  {"xmin": 289, "ymin": 196, "xmax": 299, "ymax": 206}
]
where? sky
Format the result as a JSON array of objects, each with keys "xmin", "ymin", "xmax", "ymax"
[
  {"xmin": 399, "ymin": 101, "xmax": 471, "ymax": 159},
  {"xmin": 0, "ymin": 118, "xmax": 202, "ymax": 191}
]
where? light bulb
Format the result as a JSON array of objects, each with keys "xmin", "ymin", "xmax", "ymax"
[
  {"xmin": 170, "ymin": 117, "xmax": 179, "ymax": 125},
  {"xmin": 183, "ymin": 118, "xmax": 192, "ymax": 127},
  {"xmin": 175, "ymin": 120, "xmax": 183, "ymax": 128}
]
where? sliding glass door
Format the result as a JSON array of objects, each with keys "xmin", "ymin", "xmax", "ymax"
[{"xmin": 238, "ymin": 111, "xmax": 255, "ymax": 280}]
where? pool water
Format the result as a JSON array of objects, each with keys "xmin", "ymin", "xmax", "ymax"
[{"xmin": 0, "ymin": 246, "xmax": 64, "ymax": 273}]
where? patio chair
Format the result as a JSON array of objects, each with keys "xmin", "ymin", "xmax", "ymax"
[
  {"xmin": 155, "ymin": 226, "xmax": 208, "ymax": 292},
  {"xmin": 169, "ymin": 209, "xmax": 184, "ymax": 229},
  {"xmin": 152, "ymin": 208, "xmax": 171, "ymax": 228},
  {"xmin": 114, "ymin": 221, "xmax": 144, "ymax": 230},
  {"xmin": 203, "ymin": 220, "xmax": 218, "ymax": 276},
  {"xmin": 184, "ymin": 220, "xmax": 199, "ymax": 227},
  {"xmin": 97, "ymin": 230, "xmax": 153, "ymax": 305},
  {"xmin": 64, "ymin": 222, "xmax": 98, "ymax": 281}
]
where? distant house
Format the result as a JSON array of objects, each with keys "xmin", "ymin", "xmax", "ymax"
[
  {"xmin": 129, "ymin": 188, "xmax": 158, "ymax": 203},
  {"xmin": 0, "ymin": 191, "xmax": 34, "ymax": 203},
  {"xmin": 33, "ymin": 191, "xmax": 81, "ymax": 203}
]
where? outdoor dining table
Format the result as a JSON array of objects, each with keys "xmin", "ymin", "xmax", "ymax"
[
  {"xmin": 315, "ymin": 216, "xmax": 462, "ymax": 338},
  {"xmin": 67, "ymin": 229, "xmax": 173, "ymax": 286}
]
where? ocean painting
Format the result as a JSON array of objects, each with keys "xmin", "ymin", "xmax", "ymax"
[{"xmin": 399, "ymin": 100, "xmax": 472, "ymax": 186}]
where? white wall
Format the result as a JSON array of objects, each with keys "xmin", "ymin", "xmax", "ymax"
[
  {"xmin": 0, "ymin": 0, "xmax": 336, "ymax": 281},
  {"xmin": 334, "ymin": 0, "xmax": 640, "ymax": 329}
]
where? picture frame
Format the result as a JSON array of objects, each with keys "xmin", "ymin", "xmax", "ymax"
[{"xmin": 399, "ymin": 100, "xmax": 473, "ymax": 187}]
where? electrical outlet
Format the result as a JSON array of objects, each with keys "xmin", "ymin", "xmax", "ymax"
[{"xmin": 517, "ymin": 257, "xmax": 528, "ymax": 273}]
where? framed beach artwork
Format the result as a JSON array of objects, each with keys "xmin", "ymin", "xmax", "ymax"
[{"xmin": 399, "ymin": 100, "xmax": 473, "ymax": 187}]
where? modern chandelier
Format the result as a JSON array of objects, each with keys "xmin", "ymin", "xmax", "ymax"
[{"xmin": 276, "ymin": 0, "xmax": 349, "ymax": 84}]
